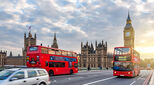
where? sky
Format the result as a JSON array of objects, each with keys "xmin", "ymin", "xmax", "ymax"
[{"xmin": 0, "ymin": 0, "xmax": 154, "ymax": 59}]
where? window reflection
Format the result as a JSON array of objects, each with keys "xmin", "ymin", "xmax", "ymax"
[{"xmin": 115, "ymin": 48, "xmax": 130, "ymax": 55}]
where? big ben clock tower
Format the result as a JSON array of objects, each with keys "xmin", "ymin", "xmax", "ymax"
[{"xmin": 124, "ymin": 12, "xmax": 135, "ymax": 48}]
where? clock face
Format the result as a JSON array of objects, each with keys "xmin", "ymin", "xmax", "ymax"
[{"xmin": 126, "ymin": 32, "xmax": 130, "ymax": 37}]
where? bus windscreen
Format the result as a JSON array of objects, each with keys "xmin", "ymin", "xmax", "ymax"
[
  {"xmin": 115, "ymin": 48, "xmax": 130, "ymax": 55},
  {"xmin": 29, "ymin": 47, "xmax": 38, "ymax": 51},
  {"xmin": 113, "ymin": 62, "xmax": 133, "ymax": 71}
]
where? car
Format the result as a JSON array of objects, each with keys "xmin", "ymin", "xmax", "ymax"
[{"xmin": 0, "ymin": 68, "xmax": 50, "ymax": 85}]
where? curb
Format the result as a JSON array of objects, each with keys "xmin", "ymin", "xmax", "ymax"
[
  {"xmin": 143, "ymin": 72, "xmax": 153, "ymax": 85},
  {"xmin": 149, "ymin": 71, "xmax": 154, "ymax": 85}
]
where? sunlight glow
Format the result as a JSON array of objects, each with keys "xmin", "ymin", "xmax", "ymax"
[{"xmin": 135, "ymin": 47, "xmax": 154, "ymax": 54}]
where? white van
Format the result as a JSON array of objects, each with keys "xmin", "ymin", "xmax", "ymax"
[{"xmin": 0, "ymin": 68, "xmax": 50, "ymax": 85}]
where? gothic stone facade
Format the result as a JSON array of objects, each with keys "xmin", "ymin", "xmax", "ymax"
[
  {"xmin": 5, "ymin": 51, "xmax": 24, "ymax": 66},
  {"xmin": 80, "ymin": 41, "xmax": 110, "ymax": 68},
  {"xmin": 51, "ymin": 33, "xmax": 58, "ymax": 48},
  {"xmin": 5, "ymin": 56, "xmax": 24, "ymax": 66},
  {"xmin": 23, "ymin": 32, "xmax": 36, "ymax": 65},
  {"xmin": 0, "ymin": 51, "xmax": 7, "ymax": 67}
]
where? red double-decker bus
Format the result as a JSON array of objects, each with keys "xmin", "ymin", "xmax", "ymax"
[
  {"xmin": 26, "ymin": 45, "xmax": 78, "ymax": 76},
  {"xmin": 113, "ymin": 47, "xmax": 140, "ymax": 77}
]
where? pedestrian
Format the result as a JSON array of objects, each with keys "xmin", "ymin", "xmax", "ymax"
[{"xmin": 88, "ymin": 65, "xmax": 90, "ymax": 71}]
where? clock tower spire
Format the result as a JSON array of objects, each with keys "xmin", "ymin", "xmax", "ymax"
[{"xmin": 123, "ymin": 12, "xmax": 135, "ymax": 48}]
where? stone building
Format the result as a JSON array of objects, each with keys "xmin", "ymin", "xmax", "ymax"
[
  {"xmin": 123, "ymin": 12, "xmax": 135, "ymax": 48},
  {"xmin": 22, "ymin": 31, "xmax": 36, "ymax": 65},
  {"xmin": 5, "ymin": 52, "xmax": 24, "ymax": 66},
  {"xmin": 80, "ymin": 41, "xmax": 112, "ymax": 68},
  {"xmin": 0, "ymin": 50, "xmax": 7, "ymax": 67}
]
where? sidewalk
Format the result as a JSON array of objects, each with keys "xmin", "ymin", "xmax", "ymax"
[
  {"xmin": 149, "ymin": 71, "xmax": 154, "ymax": 85},
  {"xmin": 78, "ymin": 69, "xmax": 113, "ymax": 72}
]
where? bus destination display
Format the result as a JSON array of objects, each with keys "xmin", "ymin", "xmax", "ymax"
[{"xmin": 115, "ymin": 56, "xmax": 131, "ymax": 61}]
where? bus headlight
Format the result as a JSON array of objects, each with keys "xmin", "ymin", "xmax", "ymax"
[{"xmin": 128, "ymin": 72, "xmax": 130, "ymax": 74}]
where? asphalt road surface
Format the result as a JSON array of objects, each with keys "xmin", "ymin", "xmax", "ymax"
[{"xmin": 50, "ymin": 70, "xmax": 152, "ymax": 85}]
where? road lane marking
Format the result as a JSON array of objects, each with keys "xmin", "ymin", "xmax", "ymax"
[
  {"xmin": 53, "ymin": 80, "xmax": 56, "ymax": 82},
  {"xmin": 130, "ymin": 81, "xmax": 136, "ymax": 85},
  {"xmin": 83, "ymin": 76, "xmax": 116, "ymax": 85},
  {"xmin": 137, "ymin": 76, "xmax": 143, "ymax": 80},
  {"xmin": 68, "ymin": 78, "xmax": 71, "ymax": 80}
]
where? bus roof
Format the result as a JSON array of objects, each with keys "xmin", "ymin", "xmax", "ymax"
[{"xmin": 29, "ymin": 45, "xmax": 77, "ymax": 54}]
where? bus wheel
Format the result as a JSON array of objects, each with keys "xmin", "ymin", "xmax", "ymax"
[
  {"xmin": 70, "ymin": 70, "xmax": 73, "ymax": 75},
  {"xmin": 49, "ymin": 70, "xmax": 54, "ymax": 76}
]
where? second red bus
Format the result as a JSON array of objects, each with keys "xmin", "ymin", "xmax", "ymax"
[{"xmin": 113, "ymin": 47, "xmax": 140, "ymax": 77}]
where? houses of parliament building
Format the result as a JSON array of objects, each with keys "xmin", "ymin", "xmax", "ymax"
[{"xmin": 79, "ymin": 41, "xmax": 113, "ymax": 68}]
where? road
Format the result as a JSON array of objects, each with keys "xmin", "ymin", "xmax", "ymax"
[{"xmin": 50, "ymin": 70, "xmax": 152, "ymax": 85}]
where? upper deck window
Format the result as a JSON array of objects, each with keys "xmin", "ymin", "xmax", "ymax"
[
  {"xmin": 68, "ymin": 52, "xmax": 73, "ymax": 57},
  {"xmin": 41, "ymin": 48, "xmax": 48, "ymax": 54},
  {"xmin": 55, "ymin": 50, "xmax": 61, "ymax": 55},
  {"xmin": 62, "ymin": 51, "xmax": 68, "ymax": 56},
  {"xmin": 114, "ymin": 48, "xmax": 130, "ymax": 55},
  {"xmin": 73, "ymin": 53, "xmax": 77, "ymax": 57},
  {"xmin": 29, "ymin": 47, "xmax": 38, "ymax": 51},
  {"xmin": 48, "ymin": 49, "xmax": 55, "ymax": 54}
]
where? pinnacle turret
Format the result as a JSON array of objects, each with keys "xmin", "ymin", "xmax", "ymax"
[
  {"xmin": 126, "ymin": 11, "xmax": 131, "ymax": 24},
  {"xmin": 51, "ymin": 33, "xmax": 58, "ymax": 48}
]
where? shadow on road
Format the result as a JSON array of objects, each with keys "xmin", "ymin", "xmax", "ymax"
[{"xmin": 116, "ymin": 76, "xmax": 135, "ymax": 79}]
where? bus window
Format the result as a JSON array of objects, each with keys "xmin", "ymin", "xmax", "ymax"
[
  {"xmin": 68, "ymin": 52, "xmax": 73, "ymax": 56},
  {"xmin": 49, "ymin": 62, "xmax": 54, "ymax": 67},
  {"xmin": 48, "ymin": 49, "xmax": 55, "ymax": 54},
  {"xmin": 70, "ymin": 58, "xmax": 76, "ymax": 62},
  {"xmin": 115, "ymin": 48, "xmax": 130, "ymax": 55},
  {"xmin": 49, "ymin": 62, "xmax": 65, "ymax": 67},
  {"xmin": 56, "ymin": 62, "xmax": 65, "ymax": 67},
  {"xmin": 29, "ymin": 47, "xmax": 38, "ymax": 51},
  {"xmin": 113, "ymin": 62, "xmax": 133, "ymax": 71},
  {"xmin": 50, "ymin": 56, "xmax": 55, "ymax": 60},
  {"xmin": 41, "ymin": 48, "xmax": 48, "ymax": 54},
  {"xmin": 73, "ymin": 53, "xmax": 77, "ymax": 57},
  {"xmin": 69, "ymin": 62, "xmax": 72, "ymax": 67},
  {"xmin": 74, "ymin": 63, "xmax": 78, "ymax": 68},
  {"xmin": 56, "ymin": 50, "xmax": 61, "ymax": 55},
  {"xmin": 55, "ymin": 57, "xmax": 65, "ymax": 61},
  {"xmin": 62, "ymin": 51, "xmax": 68, "ymax": 56}
]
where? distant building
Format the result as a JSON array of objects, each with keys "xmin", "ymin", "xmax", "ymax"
[
  {"xmin": 107, "ymin": 53, "xmax": 113, "ymax": 68},
  {"xmin": 5, "ymin": 51, "xmax": 24, "ymax": 65},
  {"xmin": 51, "ymin": 33, "xmax": 58, "ymax": 48},
  {"xmin": 80, "ymin": 41, "xmax": 112, "ymax": 68},
  {"xmin": 23, "ymin": 31, "xmax": 36, "ymax": 65},
  {"xmin": 0, "ymin": 50, "xmax": 7, "ymax": 67}
]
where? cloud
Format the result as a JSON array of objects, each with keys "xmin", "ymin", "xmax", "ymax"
[{"xmin": 0, "ymin": 0, "xmax": 154, "ymax": 59}]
